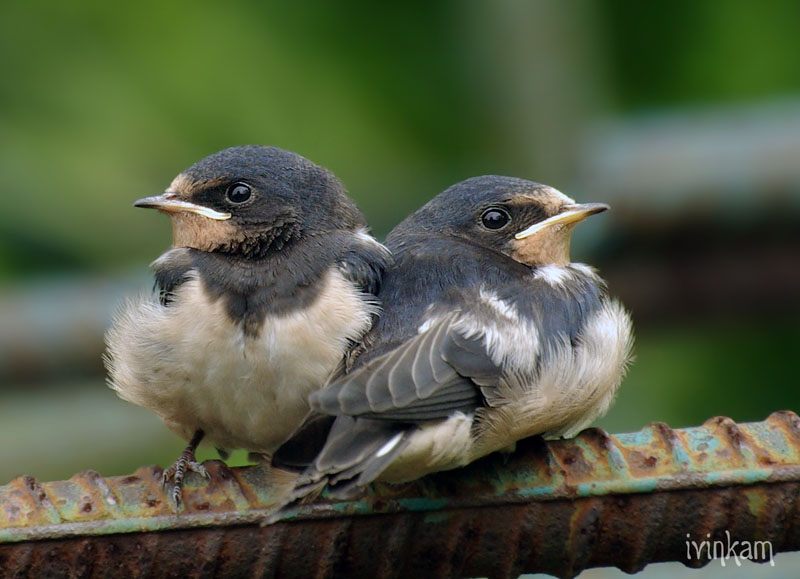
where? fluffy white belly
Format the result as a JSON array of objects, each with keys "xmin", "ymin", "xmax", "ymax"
[
  {"xmin": 470, "ymin": 297, "xmax": 634, "ymax": 456},
  {"xmin": 106, "ymin": 269, "xmax": 375, "ymax": 453},
  {"xmin": 379, "ymin": 297, "xmax": 633, "ymax": 482}
]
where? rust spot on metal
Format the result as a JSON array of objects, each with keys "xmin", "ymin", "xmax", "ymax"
[
  {"xmin": 551, "ymin": 444, "xmax": 593, "ymax": 480},
  {"xmin": 772, "ymin": 410, "xmax": 800, "ymax": 433},
  {"xmin": 715, "ymin": 447, "xmax": 731, "ymax": 459},
  {"xmin": 24, "ymin": 477, "xmax": 48, "ymax": 504},
  {"xmin": 580, "ymin": 427, "xmax": 614, "ymax": 450},
  {"xmin": 626, "ymin": 450, "xmax": 658, "ymax": 473},
  {"xmin": 759, "ymin": 455, "xmax": 777, "ymax": 466}
]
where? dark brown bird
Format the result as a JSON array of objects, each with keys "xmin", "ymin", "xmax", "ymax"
[
  {"xmin": 274, "ymin": 176, "xmax": 633, "ymax": 503},
  {"xmin": 105, "ymin": 145, "xmax": 390, "ymax": 506}
]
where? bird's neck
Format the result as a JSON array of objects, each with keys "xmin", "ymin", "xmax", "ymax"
[
  {"xmin": 215, "ymin": 224, "xmax": 302, "ymax": 259},
  {"xmin": 172, "ymin": 218, "xmax": 302, "ymax": 261}
]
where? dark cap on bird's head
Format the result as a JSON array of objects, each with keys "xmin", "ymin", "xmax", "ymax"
[
  {"xmin": 134, "ymin": 146, "xmax": 365, "ymax": 257},
  {"xmin": 388, "ymin": 175, "xmax": 608, "ymax": 267}
]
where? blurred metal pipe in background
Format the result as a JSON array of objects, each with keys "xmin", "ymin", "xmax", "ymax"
[
  {"xmin": 578, "ymin": 99, "xmax": 800, "ymax": 210},
  {"xmin": 0, "ymin": 273, "xmax": 146, "ymax": 384},
  {"xmin": 575, "ymin": 99, "xmax": 800, "ymax": 323},
  {"xmin": 2, "ymin": 412, "xmax": 799, "ymax": 577}
]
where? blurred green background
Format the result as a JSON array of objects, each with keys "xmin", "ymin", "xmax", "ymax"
[{"xmin": 1, "ymin": 0, "xmax": 799, "ymax": 500}]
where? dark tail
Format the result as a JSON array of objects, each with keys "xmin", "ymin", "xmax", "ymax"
[{"xmin": 272, "ymin": 416, "xmax": 412, "ymax": 510}]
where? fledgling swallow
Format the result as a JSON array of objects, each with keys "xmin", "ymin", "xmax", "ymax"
[
  {"xmin": 104, "ymin": 145, "xmax": 390, "ymax": 507},
  {"xmin": 273, "ymin": 175, "xmax": 633, "ymax": 502}
]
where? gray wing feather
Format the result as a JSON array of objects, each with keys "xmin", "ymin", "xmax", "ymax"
[
  {"xmin": 309, "ymin": 314, "xmax": 503, "ymax": 423},
  {"xmin": 279, "ymin": 315, "xmax": 506, "ymax": 507},
  {"xmin": 426, "ymin": 318, "xmax": 457, "ymax": 387},
  {"xmin": 410, "ymin": 328, "xmax": 437, "ymax": 387},
  {"xmin": 385, "ymin": 336, "xmax": 423, "ymax": 406},
  {"xmin": 312, "ymin": 416, "xmax": 397, "ymax": 473},
  {"xmin": 441, "ymin": 330, "xmax": 501, "ymax": 386}
]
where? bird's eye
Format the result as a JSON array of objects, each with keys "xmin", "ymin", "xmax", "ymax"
[
  {"xmin": 226, "ymin": 183, "xmax": 252, "ymax": 204},
  {"xmin": 481, "ymin": 208, "xmax": 511, "ymax": 230}
]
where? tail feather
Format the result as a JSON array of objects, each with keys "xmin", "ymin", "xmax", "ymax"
[
  {"xmin": 271, "ymin": 417, "xmax": 411, "ymax": 511},
  {"xmin": 271, "ymin": 414, "xmax": 337, "ymax": 471}
]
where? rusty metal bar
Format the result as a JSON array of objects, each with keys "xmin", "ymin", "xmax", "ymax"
[{"xmin": 2, "ymin": 411, "xmax": 800, "ymax": 577}]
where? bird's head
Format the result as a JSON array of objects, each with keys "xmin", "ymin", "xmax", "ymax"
[
  {"xmin": 392, "ymin": 175, "xmax": 608, "ymax": 267},
  {"xmin": 134, "ymin": 146, "xmax": 364, "ymax": 257}
]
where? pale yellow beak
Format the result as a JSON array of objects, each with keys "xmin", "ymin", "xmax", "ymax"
[
  {"xmin": 134, "ymin": 192, "xmax": 232, "ymax": 221},
  {"xmin": 515, "ymin": 203, "xmax": 609, "ymax": 240}
]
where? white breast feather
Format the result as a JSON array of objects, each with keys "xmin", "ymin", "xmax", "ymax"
[
  {"xmin": 472, "ymin": 297, "xmax": 633, "ymax": 458},
  {"xmin": 105, "ymin": 269, "xmax": 376, "ymax": 453},
  {"xmin": 532, "ymin": 265, "xmax": 571, "ymax": 287}
]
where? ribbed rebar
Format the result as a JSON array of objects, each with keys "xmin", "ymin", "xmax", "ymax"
[{"xmin": 2, "ymin": 411, "xmax": 800, "ymax": 577}]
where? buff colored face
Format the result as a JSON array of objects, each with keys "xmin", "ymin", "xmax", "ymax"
[
  {"xmin": 450, "ymin": 184, "xmax": 609, "ymax": 267},
  {"xmin": 509, "ymin": 189, "xmax": 608, "ymax": 267}
]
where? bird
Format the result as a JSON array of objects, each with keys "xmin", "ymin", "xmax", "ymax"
[
  {"xmin": 273, "ymin": 175, "xmax": 634, "ymax": 502},
  {"xmin": 104, "ymin": 145, "xmax": 391, "ymax": 507}
]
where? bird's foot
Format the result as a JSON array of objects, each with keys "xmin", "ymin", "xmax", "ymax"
[{"xmin": 162, "ymin": 430, "xmax": 209, "ymax": 509}]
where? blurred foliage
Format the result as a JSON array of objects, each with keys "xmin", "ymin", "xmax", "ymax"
[
  {"xmin": 1, "ymin": 0, "xmax": 799, "ymax": 501},
  {"xmin": 603, "ymin": 0, "xmax": 800, "ymax": 109}
]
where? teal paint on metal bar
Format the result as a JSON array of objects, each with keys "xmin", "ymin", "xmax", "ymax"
[
  {"xmin": 2, "ymin": 412, "xmax": 800, "ymax": 578},
  {"xmin": 1, "ymin": 412, "xmax": 800, "ymax": 543}
]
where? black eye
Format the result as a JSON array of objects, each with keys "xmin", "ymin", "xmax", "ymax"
[
  {"xmin": 226, "ymin": 183, "xmax": 252, "ymax": 204},
  {"xmin": 481, "ymin": 208, "xmax": 510, "ymax": 230}
]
